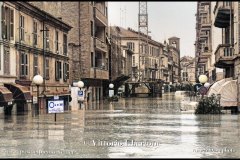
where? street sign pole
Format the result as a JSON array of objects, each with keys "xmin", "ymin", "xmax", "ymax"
[{"xmin": 55, "ymin": 113, "xmax": 56, "ymax": 122}]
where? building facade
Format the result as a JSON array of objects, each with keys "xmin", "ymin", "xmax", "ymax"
[
  {"xmin": 110, "ymin": 27, "xmax": 164, "ymax": 83},
  {"xmin": 195, "ymin": 1, "xmax": 224, "ymax": 83},
  {"xmin": 180, "ymin": 56, "xmax": 196, "ymax": 84},
  {"xmin": 196, "ymin": 1, "xmax": 240, "ymax": 108},
  {"xmin": 29, "ymin": 1, "xmax": 109, "ymax": 103},
  {"xmin": 109, "ymin": 26, "xmax": 133, "ymax": 94},
  {"xmin": 213, "ymin": 1, "xmax": 240, "ymax": 107},
  {"xmin": 167, "ymin": 37, "xmax": 181, "ymax": 84},
  {"xmin": 0, "ymin": 2, "xmax": 72, "ymax": 113},
  {"xmin": 161, "ymin": 41, "xmax": 170, "ymax": 84}
]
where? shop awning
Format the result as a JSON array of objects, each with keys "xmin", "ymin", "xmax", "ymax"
[
  {"xmin": 4, "ymin": 83, "xmax": 32, "ymax": 103},
  {"xmin": 0, "ymin": 86, "xmax": 13, "ymax": 106},
  {"xmin": 218, "ymin": 80, "xmax": 237, "ymax": 107},
  {"xmin": 207, "ymin": 78, "xmax": 232, "ymax": 96}
]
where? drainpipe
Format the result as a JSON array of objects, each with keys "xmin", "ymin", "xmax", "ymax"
[
  {"xmin": 42, "ymin": 20, "xmax": 46, "ymax": 93},
  {"xmin": 78, "ymin": 2, "xmax": 81, "ymax": 80},
  {"xmin": 230, "ymin": 1, "xmax": 232, "ymax": 46}
]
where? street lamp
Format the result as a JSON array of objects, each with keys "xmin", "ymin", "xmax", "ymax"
[
  {"xmin": 33, "ymin": 75, "xmax": 43, "ymax": 112},
  {"xmin": 109, "ymin": 83, "xmax": 114, "ymax": 89},
  {"xmin": 198, "ymin": 74, "xmax": 208, "ymax": 99},
  {"xmin": 77, "ymin": 80, "xmax": 84, "ymax": 109},
  {"xmin": 199, "ymin": 74, "xmax": 208, "ymax": 84},
  {"xmin": 77, "ymin": 80, "xmax": 84, "ymax": 89}
]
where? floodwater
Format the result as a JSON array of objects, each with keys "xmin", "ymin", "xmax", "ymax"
[{"xmin": 0, "ymin": 93, "xmax": 240, "ymax": 158}]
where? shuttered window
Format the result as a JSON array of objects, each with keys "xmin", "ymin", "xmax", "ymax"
[
  {"xmin": 20, "ymin": 15, "xmax": 25, "ymax": 41},
  {"xmin": 55, "ymin": 60, "xmax": 62, "ymax": 81},
  {"xmin": 20, "ymin": 52, "xmax": 28, "ymax": 76}
]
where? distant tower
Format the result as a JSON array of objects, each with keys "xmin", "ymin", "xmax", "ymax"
[
  {"xmin": 138, "ymin": 1, "xmax": 148, "ymax": 81},
  {"xmin": 168, "ymin": 37, "xmax": 180, "ymax": 51}
]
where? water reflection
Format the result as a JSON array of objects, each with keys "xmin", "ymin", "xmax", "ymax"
[{"xmin": 0, "ymin": 94, "xmax": 240, "ymax": 158}]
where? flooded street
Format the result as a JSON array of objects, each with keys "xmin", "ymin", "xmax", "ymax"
[{"xmin": 0, "ymin": 93, "xmax": 240, "ymax": 158}]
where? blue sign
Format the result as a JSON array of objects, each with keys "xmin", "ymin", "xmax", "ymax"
[{"xmin": 78, "ymin": 90, "xmax": 84, "ymax": 96}]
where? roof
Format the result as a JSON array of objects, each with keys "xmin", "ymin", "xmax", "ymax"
[
  {"xmin": 10, "ymin": 1, "xmax": 72, "ymax": 31},
  {"xmin": 110, "ymin": 26, "xmax": 165, "ymax": 47}
]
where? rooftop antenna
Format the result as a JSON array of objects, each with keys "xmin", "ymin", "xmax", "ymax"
[
  {"xmin": 124, "ymin": 5, "xmax": 126, "ymax": 28},
  {"xmin": 120, "ymin": 3, "xmax": 122, "ymax": 26}
]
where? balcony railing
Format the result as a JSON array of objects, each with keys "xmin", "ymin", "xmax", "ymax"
[
  {"xmin": 90, "ymin": 67, "xmax": 109, "ymax": 80},
  {"xmin": 214, "ymin": 44, "xmax": 234, "ymax": 68},
  {"xmin": 148, "ymin": 63, "xmax": 158, "ymax": 70},
  {"xmin": 201, "ymin": 20, "xmax": 211, "ymax": 28},
  {"xmin": 214, "ymin": 2, "xmax": 232, "ymax": 28},
  {"xmin": 94, "ymin": 37, "xmax": 107, "ymax": 52},
  {"xmin": 94, "ymin": 7, "xmax": 107, "ymax": 26}
]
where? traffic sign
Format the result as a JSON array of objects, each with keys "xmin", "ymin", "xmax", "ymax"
[
  {"xmin": 78, "ymin": 90, "xmax": 85, "ymax": 101},
  {"xmin": 48, "ymin": 100, "xmax": 64, "ymax": 113},
  {"xmin": 198, "ymin": 86, "xmax": 208, "ymax": 95},
  {"xmin": 109, "ymin": 90, "xmax": 114, "ymax": 97},
  {"xmin": 78, "ymin": 90, "xmax": 84, "ymax": 96}
]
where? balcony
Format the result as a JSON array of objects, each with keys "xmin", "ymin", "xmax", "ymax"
[
  {"xmin": 214, "ymin": 44, "xmax": 235, "ymax": 68},
  {"xmin": 197, "ymin": 54, "xmax": 208, "ymax": 64},
  {"xmin": 214, "ymin": 2, "xmax": 232, "ymax": 28},
  {"xmin": 90, "ymin": 68, "xmax": 109, "ymax": 80},
  {"xmin": 201, "ymin": 20, "xmax": 211, "ymax": 29},
  {"xmin": 94, "ymin": 7, "xmax": 107, "ymax": 26},
  {"xmin": 168, "ymin": 60, "xmax": 173, "ymax": 66},
  {"xmin": 200, "ymin": 2, "xmax": 210, "ymax": 5},
  {"xmin": 95, "ymin": 37, "xmax": 107, "ymax": 52},
  {"xmin": 132, "ymin": 63, "xmax": 138, "ymax": 68},
  {"xmin": 148, "ymin": 63, "xmax": 158, "ymax": 70},
  {"xmin": 200, "ymin": 50, "xmax": 211, "ymax": 59},
  {"xmin": 199, "ymin": 31, "xmax": 208, "ymax": 39},
  {"xmin": 162, "ymin": 68, "xmax": 169, "ymax": 76}
]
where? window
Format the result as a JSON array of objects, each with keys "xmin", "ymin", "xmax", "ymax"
[
  {"xmin": 10, "ymin": 9, "xmax": 14, "ymax": 39},
  {"xmin": 45, "ymin": 26, "xmax": 50, "ymax": 49},
  {"xmin": 20, "ymin": 52, "xmax": 28, "ymax": 76},
  {"xmin": 63, "ymin": 62, "xmax": 69, "ymax": 82},
  {"xmin": 105, "ymin": 6, "xmax": 108, "ymax": 17},
  {"xmin": 132, "ymin": 55, "xmax": 135, "ymax": 66},
  {"xmin": 33, "ymin": 20, "xmax": 38, "ymax": 45},
  {"xmin": 145, "ymin": 44, "xmax": 147, "ymax": 54},
  {"xmin": 127, "ymin": 42, "xmax": 135, "ymax": 51},
  {"xmin": 20, "ymin": 15, "xmax": 25, "ymax": 41},
  {"xmin": 55, "ymin": 30, "xmax": 59, "ymax": 53},
  {"xmin": 55, "ymin": 60, "xmax": 62, "ymax": 80},
  {"xmin": 33, "ymin": 54, "xmax": 38, "ymax": 75},
  {"xmin": 91, "ymin": 21, "xmax": 94, "ymax": 36},
  {"xmin": 140, "ymin": 44, "xmax": 143, "ymax": 53},
  {"xmin": 105, "ymin": 58, "xmax": 108, "ymax": 70},
  {"xmin": 63, "ymin": 34, "xmax": 67, "ymax": 55},
  {"xmin": 45, "ymin": 58, "xmax": 50, "ymax": 80},
  {"xmin": 91, "ymin": 52, "xmax": 94, "ymax": 67},
  {"xmin": 225, "ymin": 1, "xmax": 230, "ymax": 6},
  {"xmin": 2, "ymin": 6, "xmax": 14, "ymax": 40},
  {"xmin": 4, "ymin": 48, "xmax": 10, "ymax": 75},
  {"xmin": 1, "ymin": 5, "xmax": 5, "ymax": 39}
]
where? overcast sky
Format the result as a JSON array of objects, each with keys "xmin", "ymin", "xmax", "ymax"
[{"xmin": 108, "ymin": 2, "xmax": 197, "ymax": 58}]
